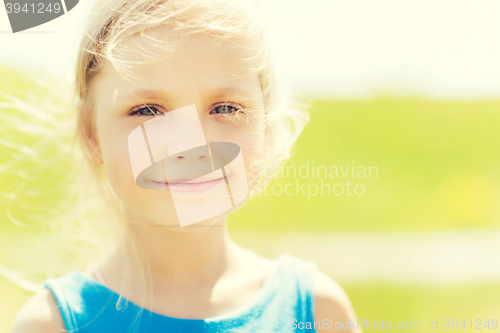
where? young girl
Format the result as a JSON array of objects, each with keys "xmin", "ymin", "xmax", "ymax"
[{"xmin": 12, "ymin": 0, "xmax": 360, "ymax": 332}]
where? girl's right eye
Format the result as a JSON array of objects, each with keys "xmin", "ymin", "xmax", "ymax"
[{"xmin": 129, "ymin": 105, "xmax": 164, "ymax": 117}]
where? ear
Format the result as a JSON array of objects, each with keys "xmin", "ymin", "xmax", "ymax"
[
  {"xmin": 86, "ymin": 129, "xmax": 103, "ymax": 165},
  {"xmin": 78, "ymin": 101, "xmax": 103, "ymax": 164}
]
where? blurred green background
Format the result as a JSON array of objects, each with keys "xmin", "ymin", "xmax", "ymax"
[{"xmin": 1, "ymin": 65, "xmax": 500, "ymax": 332}]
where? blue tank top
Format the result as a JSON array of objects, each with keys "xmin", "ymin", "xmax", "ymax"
[{"xmin": 41, "ymin": 253, "xmax": 318, "ymax": 332}]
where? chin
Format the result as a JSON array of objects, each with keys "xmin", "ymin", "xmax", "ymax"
[{"xmin": 149, "ymin": 212, "xmax": 229, "ymax": 232}]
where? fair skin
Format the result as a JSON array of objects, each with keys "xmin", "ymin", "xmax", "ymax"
[{"xmin": 12, "ymin": 29, "xmax": 360, "ymax": 333}]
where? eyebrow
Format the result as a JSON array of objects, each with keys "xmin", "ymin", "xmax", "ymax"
[
  {"xmin": 118, "ymin": 86, "xmax": 253, "ymax": 102},
  {"xmin": 119, "ymin": 89, "xmax": 169, "ymax": 102},
  {"xmin": 209, "ymin": 86, "xmax": 254, "ymax": 99}
]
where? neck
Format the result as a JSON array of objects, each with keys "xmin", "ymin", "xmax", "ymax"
[{"xmin": 116, "ymin": 209, "xmax": 242, "ymax": 287}]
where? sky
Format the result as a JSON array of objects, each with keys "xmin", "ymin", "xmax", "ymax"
[{"xmin": 1, "ymin": 0, "xmax": 500, "ymax": 99}]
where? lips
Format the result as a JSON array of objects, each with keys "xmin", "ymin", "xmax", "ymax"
[{"xmin": 150, "ymin": 177, "xmax": 226, "ymax": 194}]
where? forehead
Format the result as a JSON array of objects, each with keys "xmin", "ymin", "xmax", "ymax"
[{"xmin": 96, "ymin": 27, "xmax": 261, "ymax": 101}]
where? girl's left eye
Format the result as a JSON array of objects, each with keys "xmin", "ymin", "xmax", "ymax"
[
  {"xmin": 130, "ymin": 105, "xmax": 163, "ymax": 117},
  {"xmin": 210, "ymin": 104, "xmax": 242, "ymax": 115}
]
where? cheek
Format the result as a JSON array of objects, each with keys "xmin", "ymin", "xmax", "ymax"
[
  {"xmin": 239, "ymin": 131, "xmax": 264, "ymax": 164},
  {"xmin": 105, "ymin": 154, "xmax": 134, "ymax": 192},
  {"xmin": 95, "ymin": 119, "xmax": 167, "ymax": 208},
  {"xmin": 100, "ymin": 134, "xmax": 139, "ymax": 201},
  {"xmin": 219, "ymin": 123, "xmax": 266, "ymax": 189},
  {"xmin": 240, "ymin": 135, "xmax": 265, "ymax": 189},
  {"xmin": 100, "ymin": 129, "xmax": 181, "ymax": 224},
  {"xmin": 97, "ymin": 123, "xmax": 131, "ymax": 182},
  {"xmin": 95, "ymin": 111, "xmax": 140, "ymax": 191}
]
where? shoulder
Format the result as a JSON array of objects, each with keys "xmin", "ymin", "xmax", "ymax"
[
  {"xmin": 11, "ymin": 287, "xmax": 66, "ymax": 333},
  {"xmin": 313, "ymin": 269, "xmax": 360, "ymax": 332}
]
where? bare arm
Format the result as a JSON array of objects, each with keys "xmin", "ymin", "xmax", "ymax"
[
  {"xmin": 314, "ymin": 270, "xmax": 361, "ymax": 333},
  {"xmin": 11, "ymin": 288, "xmax": 66, "ymax": 333}
]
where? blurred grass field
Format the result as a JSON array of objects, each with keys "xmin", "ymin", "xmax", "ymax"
[{"xmin": 1, "ymin": 65, "xmax": 500, "ymax": 332}]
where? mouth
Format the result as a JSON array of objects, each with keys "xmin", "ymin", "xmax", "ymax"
[{"xmin": 150, "ymin": 177, "xmax": 226, "ymax": 194}]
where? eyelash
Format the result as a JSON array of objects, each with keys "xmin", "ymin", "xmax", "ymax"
[
  {"xmin": 210, "ymin": 102, "xmax": 245, "ymax": 116},
  {"xmin": 128, "ymin": 104, "xmax": 164, "ymax": 118},
  {"xmin": 128, "ymin": 103, "xmax": 244, "ymax": 118}
]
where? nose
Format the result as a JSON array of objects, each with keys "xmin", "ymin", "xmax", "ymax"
[
  {"xmin": 168, "ymin": 145, "xmax": 210, "ymax": 163},
  {"xmin": 143, "ymin": 104, "xmax": 208, "ymax": 162},
  {"xmin": 163, "ymin": 144, "xmax": 213, "ymax": 182}
]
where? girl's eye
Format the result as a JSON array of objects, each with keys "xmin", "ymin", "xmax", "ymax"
[
  {"xmin": 130, "ymin": 105, "xmax": 163, "ymax": 117},
  {"xmin": 210, "ymin": 104, "xmax": 242, "ymax": 115}
]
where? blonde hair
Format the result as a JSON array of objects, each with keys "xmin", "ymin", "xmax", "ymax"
[{"xmin": 3, "ymin": 0, "xmax": 310, "ymax": 329}]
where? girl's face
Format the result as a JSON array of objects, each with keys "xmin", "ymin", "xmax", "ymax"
[{"xmin": 87, "ymin": 29, "xmax": 266, "ymax": 229}]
